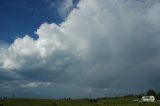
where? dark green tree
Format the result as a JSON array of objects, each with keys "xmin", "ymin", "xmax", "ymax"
[
  {"xmin": 147, "ymin": 89, "xmax": 156, "ymax": 96},
  {"xmin": 156, "ymin": 92, "xmax": 160, "ymax": 100}
]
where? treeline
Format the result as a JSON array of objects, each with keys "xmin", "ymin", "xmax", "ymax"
[
  {"xmin": 0, "ymin": 97, "xmax": 8, "ymax": 100},
  {"xmin": 123, "ymin": 89, "xmax": 160, "ymax": 100}
]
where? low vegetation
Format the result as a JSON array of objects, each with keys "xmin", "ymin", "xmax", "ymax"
[
  {"xmin": 0, "ymin": 89, "xmax": 160, "ymax": 106},
  {"xmin": 0, "ymin": 98, "xmax": 160, "ymax": 106}
]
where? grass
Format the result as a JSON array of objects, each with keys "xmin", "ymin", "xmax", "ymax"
[{"xmin": 0, "ymin": 98, "xmax": 160, "ymax": 106}]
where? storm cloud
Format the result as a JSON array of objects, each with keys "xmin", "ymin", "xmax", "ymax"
[{"xmin": 0, "ymin": 0, "xmax": 160, "ymax": 98}]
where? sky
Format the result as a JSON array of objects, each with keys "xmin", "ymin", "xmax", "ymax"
[
  {"xmin": 0, "ymin": 0, "xmax": 78, "ymax": 43},
  {"xmin": 0, "ymin": 0, "xmax": 160, "ymax": 99}
]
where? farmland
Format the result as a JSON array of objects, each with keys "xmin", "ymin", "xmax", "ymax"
[{"xmin": 0, "ymin": 98, "xmax": 160, "ymax": 106}]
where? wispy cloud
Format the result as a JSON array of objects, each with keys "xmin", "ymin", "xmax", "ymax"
[
  {"xmin": 45, "ymin": 0, "xmax": 77, "ymax": 18},
  {"xmin": 57, "ymin": 0, "xmax": 74, "ymax": 18}
]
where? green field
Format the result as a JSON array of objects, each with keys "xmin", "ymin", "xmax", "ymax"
[{"xmin": 0, "ymin": 98, "xmax": 160, "ymax": 106}]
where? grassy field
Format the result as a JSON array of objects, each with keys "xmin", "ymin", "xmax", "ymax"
[{"xmin": 0, "ymin": 98, "xmax": 160, "ymax": 106}]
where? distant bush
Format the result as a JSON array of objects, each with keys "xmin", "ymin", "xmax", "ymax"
[
  {"xmin": 63, "ymin": 98, "xmax": 71, "ymax": 101},
  {"xmin": 52, "ymin": 102, "xmax": 57, "ymax": 106},
  {"xmin": 123, "ymin": 94, "xmax": 134, "ymax": 98},
  {"xmin": 156, "ymin": 92, "xmax": 160, "ymax": 100},
  {"xmin": 88, "ymin": 99, "xmax": 97, "ymax": 103}
]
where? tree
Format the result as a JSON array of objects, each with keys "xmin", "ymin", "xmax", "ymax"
[
  {"xmin": 156, "ymin": 92, "xmax": 160, "ymax": 100},
  {"xmin": 147, "ymin": 89, "xmax": 156, "ymax": 96},
  {"xmin": 136, "ymin": 94, "xmax": 144, "ymax": 99}
]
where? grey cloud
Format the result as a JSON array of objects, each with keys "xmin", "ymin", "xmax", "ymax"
[{"xmin": 0, "ymin": 0, "xmax": 160, "ymax": 98}]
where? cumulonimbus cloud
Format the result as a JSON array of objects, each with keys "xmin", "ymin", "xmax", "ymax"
[{"xmin": 0, "ymin": 0, "xmax": 160, "ymax": 97}]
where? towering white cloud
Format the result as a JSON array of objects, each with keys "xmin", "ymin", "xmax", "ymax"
[{"xmin": 1, "ymin": 0, "xmax": 160, "ymax": 98}]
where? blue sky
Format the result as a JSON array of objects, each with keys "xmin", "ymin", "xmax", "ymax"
[
  {"xmin": 0, "ymin": 0, "xmax": 160, "ymax": 99},
  {"xmin": 0, "ymin": 0, "xmax": 78, "ymax": 43}
]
